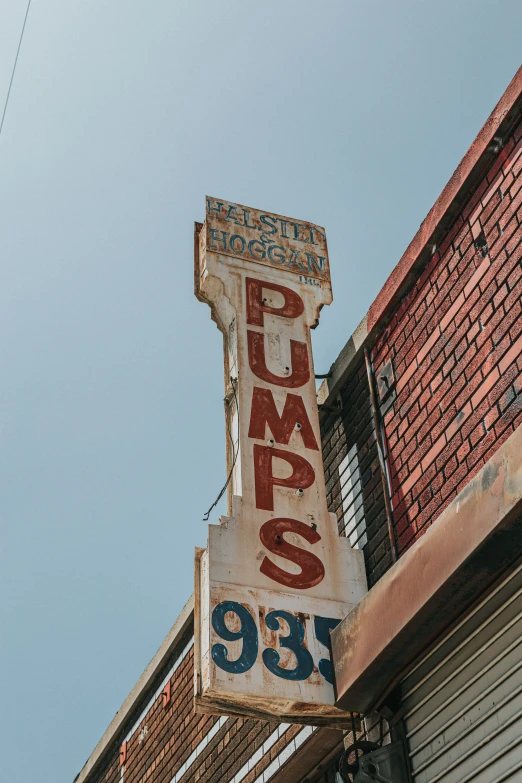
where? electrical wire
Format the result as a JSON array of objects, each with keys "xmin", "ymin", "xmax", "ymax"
[
  {"xmin": 203, "ymin": 379, "xmax": 239, "ymax": 522},
  {"xmin": 0, "ymin": 0, "xmax": 33, "ymax": 139}
]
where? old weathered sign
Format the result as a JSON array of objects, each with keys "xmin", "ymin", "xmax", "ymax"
[{"xmin": 194, "ymin": 197, "xmax": 366, "ymax": 726}]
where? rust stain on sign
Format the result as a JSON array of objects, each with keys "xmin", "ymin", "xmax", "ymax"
[
  {"xmin": 193, "ymin": 197, "xmax": 366, "ymax": 726},
  {"xmin": 205, "ymin": 197, "xmax": 329, "ymax": 283}
]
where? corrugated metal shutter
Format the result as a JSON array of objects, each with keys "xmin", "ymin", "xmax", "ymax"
[{"xmin": 402, "ymin": 561, "xmax": 522, "ymax": 783}]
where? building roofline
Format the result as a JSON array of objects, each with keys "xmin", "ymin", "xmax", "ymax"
[
  {"xmin": 74, "ymin": 66, "xmax": 522, "ymax": 783},
  {"xmin": 74, "ymin": 596, "xmax": 194, "ymax": 783},
  {"xmin": 368, "ymin": 65, "xmax": 522, "ymax": 333},
  {"xmin": 319, "ymin": 66, "xmax": 522, "ymax": 411}
]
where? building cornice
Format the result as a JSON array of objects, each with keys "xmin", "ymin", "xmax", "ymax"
[
  {"xmin": 74, "ymin": 596, "xmax": 193, "ymax": 783},
  {"xmin": 331, "ymin": 423, "xmax": 522, "ymax": 714},
  {"xmin": 319, "ymin": 66, "xmax": 522, "ymax": 412}
]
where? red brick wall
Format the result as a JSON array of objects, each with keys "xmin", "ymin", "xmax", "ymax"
[
  {"xmin": 80, "ymin": 75, "xmax": 522, "ymax": 783},
  {"xmin": 372, "ymin": 117, "xmax": 522, "ymax": 555},
  {"xmin": 79, "ymin": 630, "xmax": 342, "ymax": 783}
]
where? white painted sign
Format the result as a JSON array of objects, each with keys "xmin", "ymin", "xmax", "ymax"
[{"xmin": 194, "ymin": 197, "xmax": 366, "ymax": 726}]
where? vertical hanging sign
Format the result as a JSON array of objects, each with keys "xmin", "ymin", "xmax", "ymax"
[{"xmin": 194, "ymin": 197, "xmax": 366, "ymax": 726}]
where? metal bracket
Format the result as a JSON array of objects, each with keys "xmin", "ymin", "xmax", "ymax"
[
  {"xmin": 354, "ymin": 741, "xmax": 409, "ymax": 782},
  {"xmin": 337, "ymin": 740, "xmax": 409, "ymax": 783},
  {"xmin": 319, "ymin": 393, "xmax": 342, "ymax": 416},
  {"xmin": 319, "ymin": 402, "xmax": 342, "ymax": 415},
  {"xmin": 474, "ymin": 231, "xmax": 489, "ymax": 257},
  {"xmin": 162, "ymin": 680, "xmax": 171, "ymax": 708},
  {"xmin": 376, "ymin": 358, "xmax": 396, "ymax": 418},
  {"xmin": 377, "ymin": 359, "xmax": 395, "ymax": 403}
]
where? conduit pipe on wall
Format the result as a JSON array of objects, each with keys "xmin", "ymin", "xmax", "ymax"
[{"xmin": 364, "ymin": 348, "xmax": 398, "ymax": 563}]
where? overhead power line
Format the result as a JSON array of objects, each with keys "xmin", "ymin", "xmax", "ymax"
[{"xmin": 0, "ymin": 0, "xmax": 33, "ymax": 139}]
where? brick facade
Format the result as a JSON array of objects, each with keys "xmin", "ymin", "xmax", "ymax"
[
  {"xmin": 318, "ymin": 86, "xmax": 522, "ymax": 576},
  {"xmin": 76, "ymin": 628, "xmax": 346, "ymax": 783},
  {"xmin": 75, "ymin": 69, "xmax": 522, "ymax": 783},
  {"xmin": 372, "ymin": 116, "xmax": 522, "ymax": 555}
]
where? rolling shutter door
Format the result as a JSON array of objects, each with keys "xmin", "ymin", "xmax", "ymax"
[{"xmin": 402, "ymin": 561, "xmax": 522, "ymax": 783}]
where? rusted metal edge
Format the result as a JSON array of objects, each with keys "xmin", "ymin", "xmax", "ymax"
[
  {"xmin": 194, "ymin": 690, "xmax": 359, "ymax": 729},
  {"xmin": 194, "ymin": 546, "xmax": 358, "ymax": 728},
  {"xmin": 317, "ymin": 66, "xmax": 522, "ymax": 415},
  {"xmin": 331, "ymin": 423, "xmax": 522, "ymax": 715},
  {"xmin": 194, "ymin": 220, "xmax": 203, "ymax": 300},
  {"xmin": 193, "ymin": 547, "xmax": 204, "ymax": 706},
  {"xmin": 74, "ymin": 595, "xmax": 194, "ymax": 783}
]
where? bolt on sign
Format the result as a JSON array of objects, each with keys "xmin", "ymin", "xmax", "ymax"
[{"xmin": 194, "ymin": 197, "xmax": 367, "ymax": 726}]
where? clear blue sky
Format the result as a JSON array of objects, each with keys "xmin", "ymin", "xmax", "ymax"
[{"xmin": 0, "ymin": 2, "xmax": 520, "ymax": 781}]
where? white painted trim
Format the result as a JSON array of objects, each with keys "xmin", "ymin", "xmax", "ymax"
[
  {"xmin": 170, "ymin": 719, "xmax": 315, "ymax": 783},
  {"xmin": 75, "ymin": 596, "xmax": 193, "ymax": 783},
  {"xmin": 124, "ymin": 637, "xmax": 194, "ymax": 743},
  {"xmin": 170, "ymin": 715, "xmax": 229, "ymax": 783},
  {"xmin": 339, "ymin": 445, "xmax": 367, "ymax": 549},
  {"xmin": 251, "ymin": 726, "xmax": 316, "ymax": 783},
  {"xmin": 229, "ymin": 723, "xmax": 292, "ymax": 783}
]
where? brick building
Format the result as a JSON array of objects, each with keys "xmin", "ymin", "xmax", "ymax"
[{"xmin": 75, "ymin": 67, "xmax": 522, "ymax": 783}]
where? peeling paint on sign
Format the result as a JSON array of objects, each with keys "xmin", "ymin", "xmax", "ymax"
[
  {"xmin": 205, "ymin": 197, "xmax": 330, "ymax": 282},
  {"xmin": 194, "ymin": 198, "xmax": 367, "ymax": 726}
]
